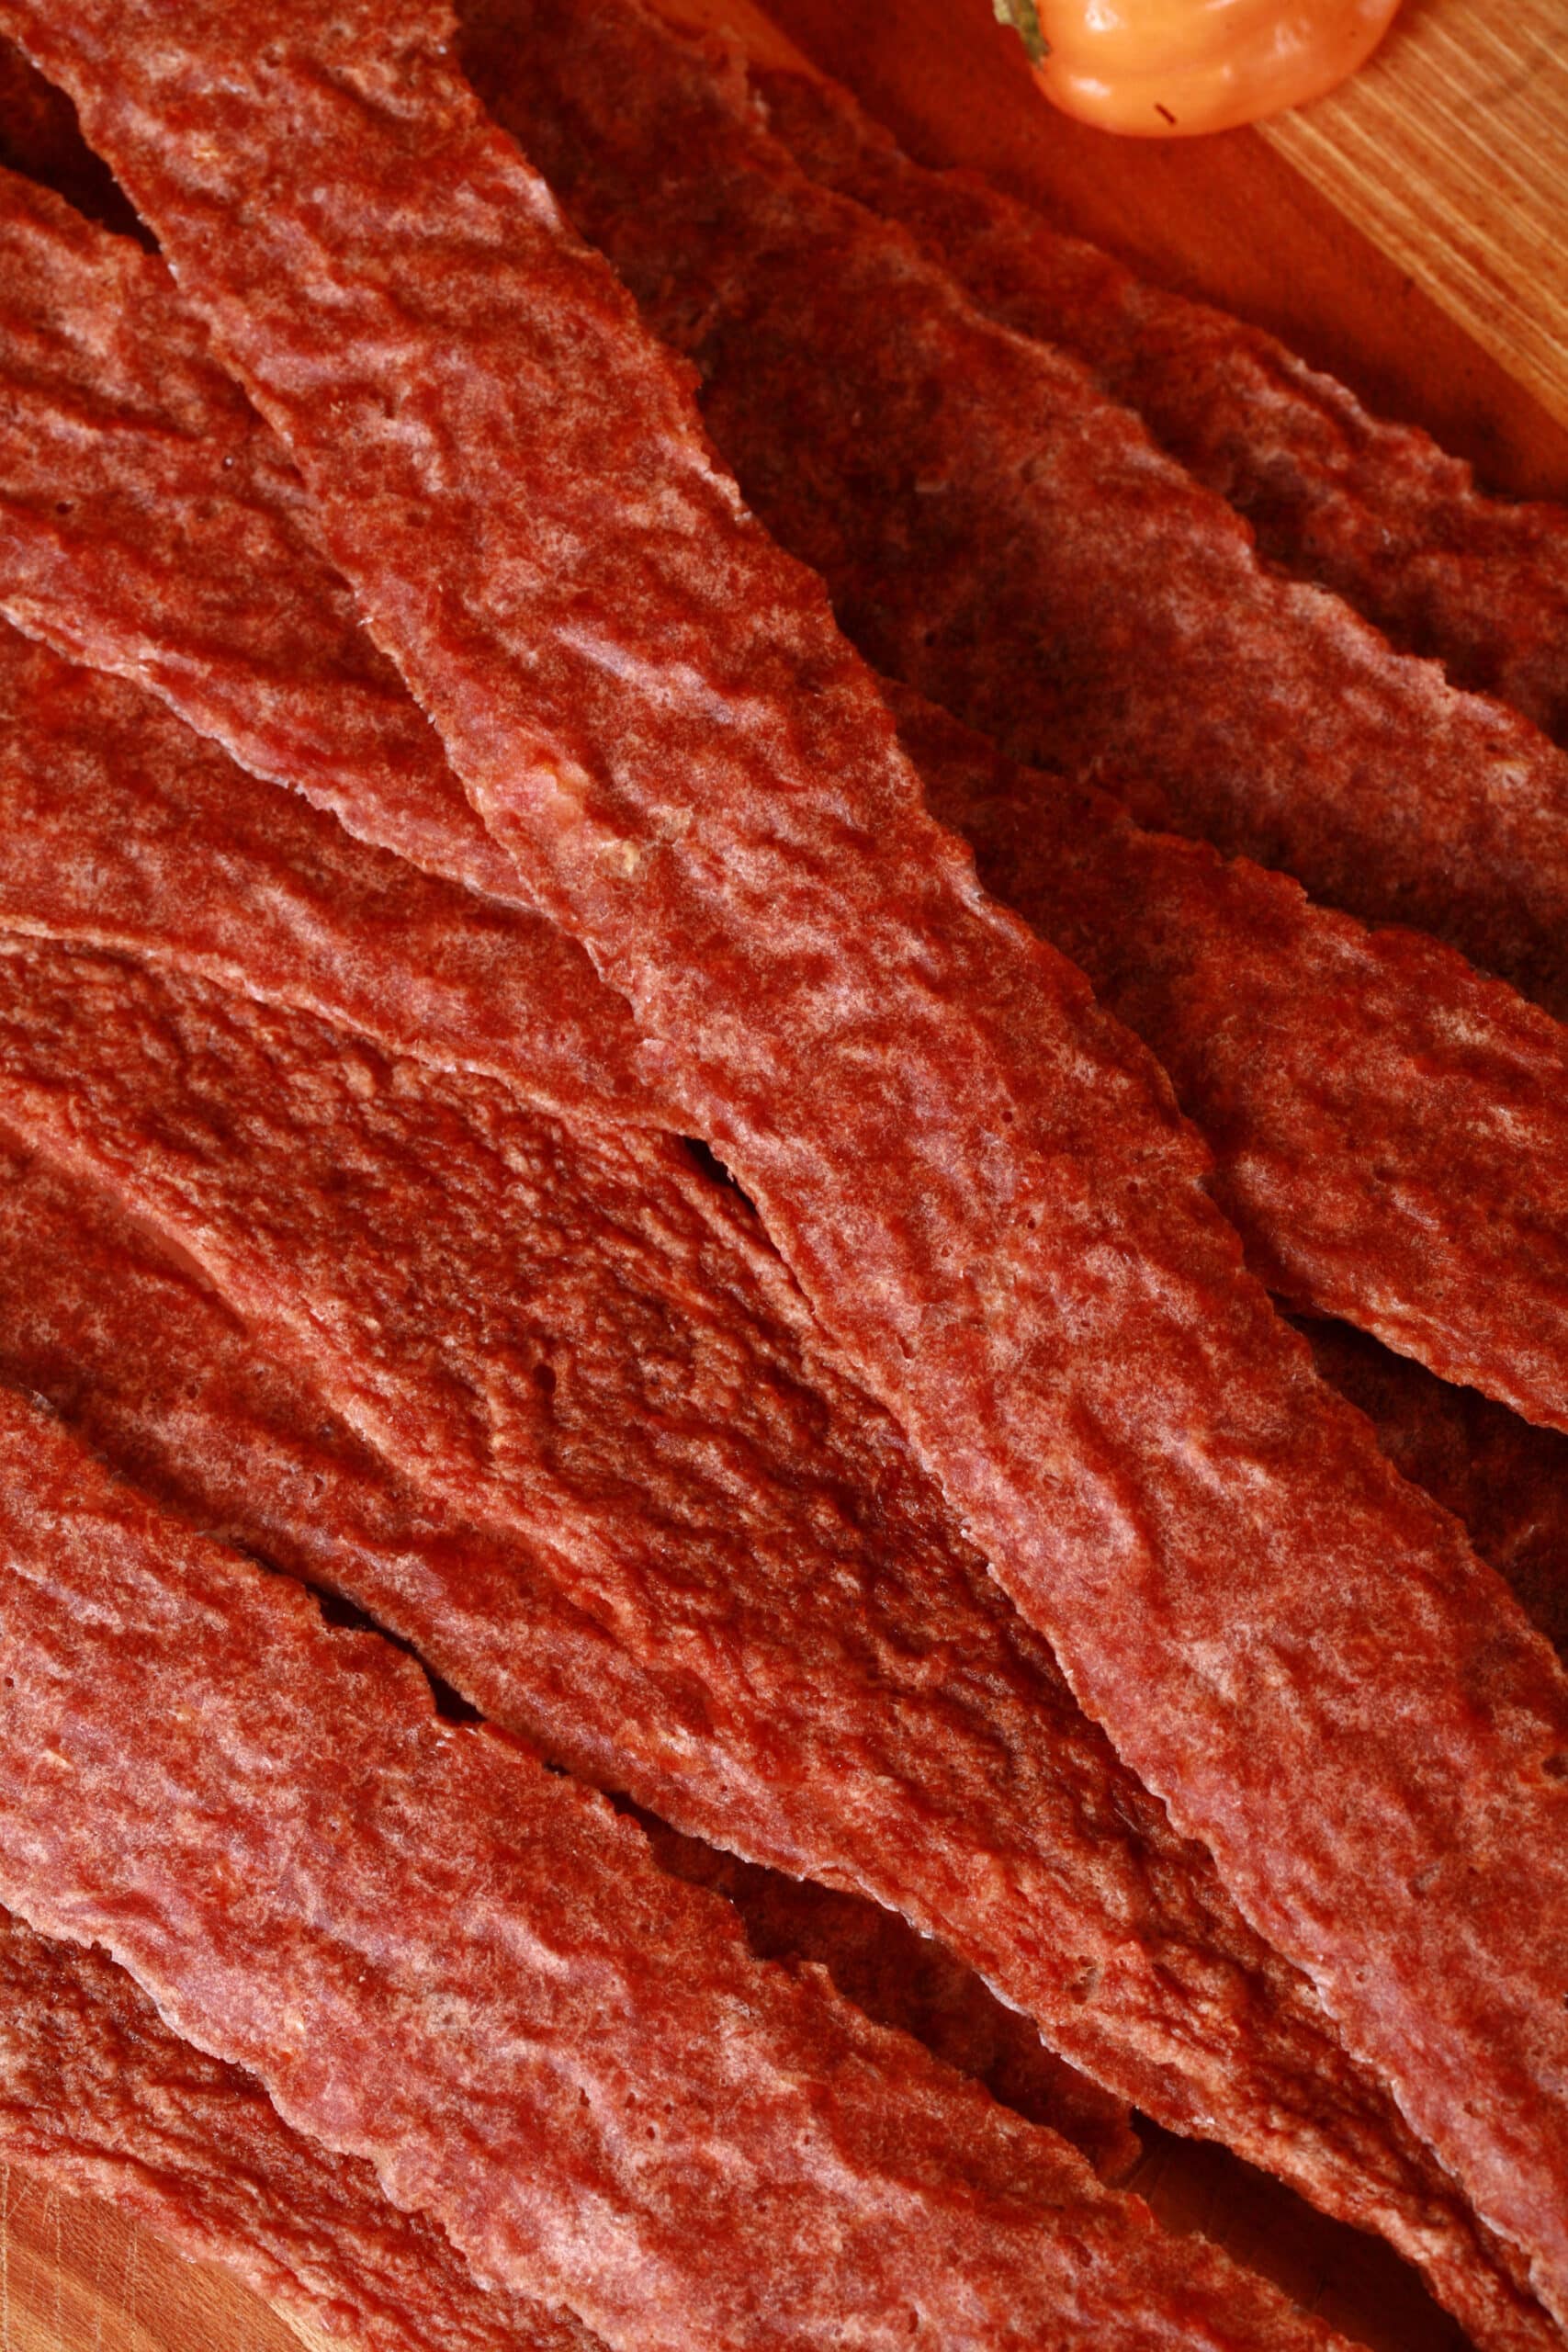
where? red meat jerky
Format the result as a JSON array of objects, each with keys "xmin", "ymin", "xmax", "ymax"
[
  {"xmin": 633, "ymin": 1821, "xmax": 1137, "ymax": 2169},
  {"xmin": 0, "ymin": 30, "xmax": 132, "ymax": 233},
  {"xmin": 750, "ymin": 60, "xmax": 1568, "ymax": 753},
  {"xmin": 4, "ymin": 0, "xmax": 1565, "ymax": 784},
  {"xmin": 0, "ymin": 1907, "xmax": 598, "ymax": 2352},
  {"xmin": 0, "ymin": 166, "xmax": 514, "ymax": 909},
  {"xmin": 15, "ymin": 0, "xmax": 1568, "ymax": 2305},
  {"xmin": 898, "ymin": 686, "xmax": 1568, "ymax": 1437},
  {"xmin": 8, "ymin": 950, "xmax": 1542, "ymax": 2352},
  {"xmin": 6, "ymin": 192, "xmax": 1568, "ymax": 1440},
  {"xmin": 0, "ymin": 624, "xmax": 659, "ymax": 1132},
  {"xmin": 1292, "ymin": 1317, "xmax": 1568, "ymax": 1670},
  {"xmin": 1, "ymin": 1738, "xmax": 1131, "ymax": 2211},
  {"xmin": 0, "ymin": 1382, "xmax": 1359, "ymax": 2352},
  {"xmin": 457, "ymin": 0, "xmax": 1568, "ymax": 1019},
  {"xmin": 0, "ymin": 1125, "xmax": 1145, "ymax": 2203}
]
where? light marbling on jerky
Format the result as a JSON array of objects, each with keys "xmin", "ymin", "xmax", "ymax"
[
  {"xmin": 6, "ymin": 177, "xmax": 1568, "ymax": 1438},
  {"xmin": 0, "ymin": 1379, "xmax": 1357, "ymax": 2352},
  {"xmin": 751, "ymin": 60, "xmax": 1568, "ymax": 752},
  {"xmin": 4, "ymin": 932, "xmax": 1538, "ymax": 2349},
  {"xmin": 13, "ymin": 0, "xmax": 1568, "ymax": 2307},
  {"xmin": 462, "ymin": 0, "xmax": 1568, "ymax": 1018}
]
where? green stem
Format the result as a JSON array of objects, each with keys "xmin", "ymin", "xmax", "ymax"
[{"xmin": 991, "ymin": 0, "xmax": 1048, "ymax": 68}]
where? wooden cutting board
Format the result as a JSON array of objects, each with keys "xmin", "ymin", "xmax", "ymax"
[{"xmin": 6, "ymin": 3, "xmax": 1565, "ymax": 2347}]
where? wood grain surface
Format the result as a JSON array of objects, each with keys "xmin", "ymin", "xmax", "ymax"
[
  {"xmin": 1264, "ymin": 0, "xmax": 1568, "ymax": 442},
  {"xmin": 0, "ymin": 2166, "xmax": 306, "ymax": 2352},
  {"xmin": 6, "ymin": 1, "xmax": 1566, "ymax": 2346}
]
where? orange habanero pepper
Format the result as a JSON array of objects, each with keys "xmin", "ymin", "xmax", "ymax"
[{"xmin": 996, "ymin": 0, "xmax": 1403, "ymax": 136}]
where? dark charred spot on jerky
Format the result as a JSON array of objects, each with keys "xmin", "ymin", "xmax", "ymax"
[{"xmin": 1544, "ymin": 1753, "xmax": 1568, "ymax": 1780}]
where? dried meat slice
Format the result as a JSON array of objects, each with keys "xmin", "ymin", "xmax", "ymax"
[
  {"xmin": 0, "ymin": 624, "xmax": 657, "ymax": 1130},
  {"xmin": 631, "ymin": 1821, "xmax": 1140, "ymax": 2176},
  {"xmin": 0, "ymin": 1894, "xmax": 1137, "ymax": 2352},
  {"xmin": 6, "ymin": 952, "xmax": 1544, "ymax": 2352},
  {"xmin": 897, "ymin": 685, "xmax": 1568, "ymax": 1435},
  {"xmin": 0, "ymin": 1048, "xmax": 1539, "ymax": 2341},
  {"xmin": 0, "ymin": 1907, "xmax": 597, "ymax": 2352},
  {"xmin": 749, "ymin": 60, "xmax": 1568, "ymax": 752},
  {"xmin": 6, "ymin": 191, "xmax": 1568, "ymax": 1437},
  {"xmin": 16, "ymin": 0, "xmax": 1568, "ymax": 2305},
  {"xmin": 0, "ymin": 1131, "xmax": 1138, "ymax": 2199},
  {"xmin": 0, "ymin": 1379, "xmax": 1357, "ymax": 2352},
  {"xmin": 457, "ymin": 0, "xmax": 1568, "ymax": 1015},
  {"xmin": 0, "ymin": 164, "xmax": 516, "ymax": 906},
  {"xmin": 1292, "ymin": 1317, "xmax": 1568, "ymax": 1669}
]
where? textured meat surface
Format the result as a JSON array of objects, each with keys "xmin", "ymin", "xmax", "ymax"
[
  {"xmin": 637, "ymin": 1817, "xmax": 1139, "ymax": 2177},
  {"xmin": 896, "ymin": 685, "xmax": 1568, "ymax": 1435},
  {"xmin": 0, "ymin": 31, "xmax": 132, "ymax": 231},
  {"xmin": 20, "ymin": 0, "xmax": 1568, "ymax": 2303},
  {"xmin": 463, "ymin": 0, "xmax": 1568, "ymax": 1015},
  {"xmin": 0, "ymin": 1909, "xmax": 598, "ymax": 2352},
  {"xmin": 0, "ymin": 1383, "xmax": 1356, "ymax": 2352},
  {"xmin": 752, "ymin": 62, "xmax": 1568, "ymax": 752},
  {"xmin": 0, "ymin": 623, "xmax": 658, "ymax": 1128},
  {"xmin": 7, "ymin": 946, "xmax": 1540, "ymax": 2352},
  {"xmin": 9, "ymin": 179, "xmax": 1568, "ymax": 1437},
  {"xmin": 0, "ymin": 1115, "xmax": 1140, "ymax": 2194},
  {"xmin": 1296, "ymin": 1318, "xmax": 1568, "ymax": 1668},
  {"xmin": 0, "ymin": 165, "xmax": 517, "ymax": 905}
]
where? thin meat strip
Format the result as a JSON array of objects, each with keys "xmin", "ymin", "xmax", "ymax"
[
  {"xmin": 1292, "ymin": 1318, "xmax": 1568, "ymax": 1671},
  {"xmin": 0, "ymin": 622, "xmax": 659, "ymax": 1133},
  {"xmin": 895, "ymin": 688, "xmax": 1568, "ymax": 1435},
  {"xmin": 6, "ymin": 184, "xmax": 1568, "ymax": 1433},
  {"xmin": 16, "ymin": 0, "xmax": 1568, "ymax": 2304},
  {"xmin": 0, "ymin": 1379, "xmax": 1358, "ymax": 2352},
  {"xmin": 460, "ymin": 0, "xmax": 1568, "ymax": 1015},
  {"xmin": 2, "ymin": 933, "xmax": 1544, "ymax": 2352},
  {"xmin": 0, "ymin": 1118, "xmax": 1138, "ymax": 2200},
  {"xmin": 0, "ymin": 166, "xmax": 512, "ymax": 906},
  {"xmin": 0, "ymin": 1889, "xmax": 1129, "ymax": 2352},
  {"xmin": 750, "ymin": 59, "xmax": 1568, "ymax": 752},
  {"xmin": 0, "ymin": 1908, "xmax": 601, "ymax": 2352}
]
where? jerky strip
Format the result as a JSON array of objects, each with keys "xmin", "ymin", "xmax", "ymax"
[
  {"xmin": 1292, "ymin": 1317, "xmax": 1568, "ymax": 1669},
  {"xmin": 460, "ymin": 0, "xmax": 1568, "ymax": 1016},
  {"xmin": 0, "ymin": 1907, "xmax": 595, "ymax": 2352},
  {"xmin": 634, "ymin": 1821, "xmax": 1139, "ymax": 2175},
  {"xmin": 0, "ymin": 1381, "xmax": 1352, "ymax": 2352},
  {"xmin": 8, "ymin": 948, "xmax": 1541, "ymax": 2352},
  {"xmin": 0, "ymin": 1114, "xmax": 1135, "ymax": 2199},
  {"xmin": 0, "ymin": 164, "xmax": 515, "ymax": 906},
  {"xmin": 0, "ymin": 624, "xmax": 658, "ymax": 1131},
  {"xmin": 897, "ymin": 684, "xmax": 1568, "ymax": 1436},
  {"xmin": 22, "ymin": 0, "xmax": 1568, "ymax": 2302},
  {"xmin": 6, "ymin": 193, "xmax": 1568, "ymax": 1437},
  {"xmin": 751, "ymin": 62, "xmax": 1568, "ymax": 752},
  {"xmin": 0, "ymin": 1907, "xmax": 1476, "ymax": 2352}
]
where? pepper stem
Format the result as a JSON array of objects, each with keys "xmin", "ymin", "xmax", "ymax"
[{"xmin": 991, "ymin": 0, "xmax": 1049, "ymax": 69}]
